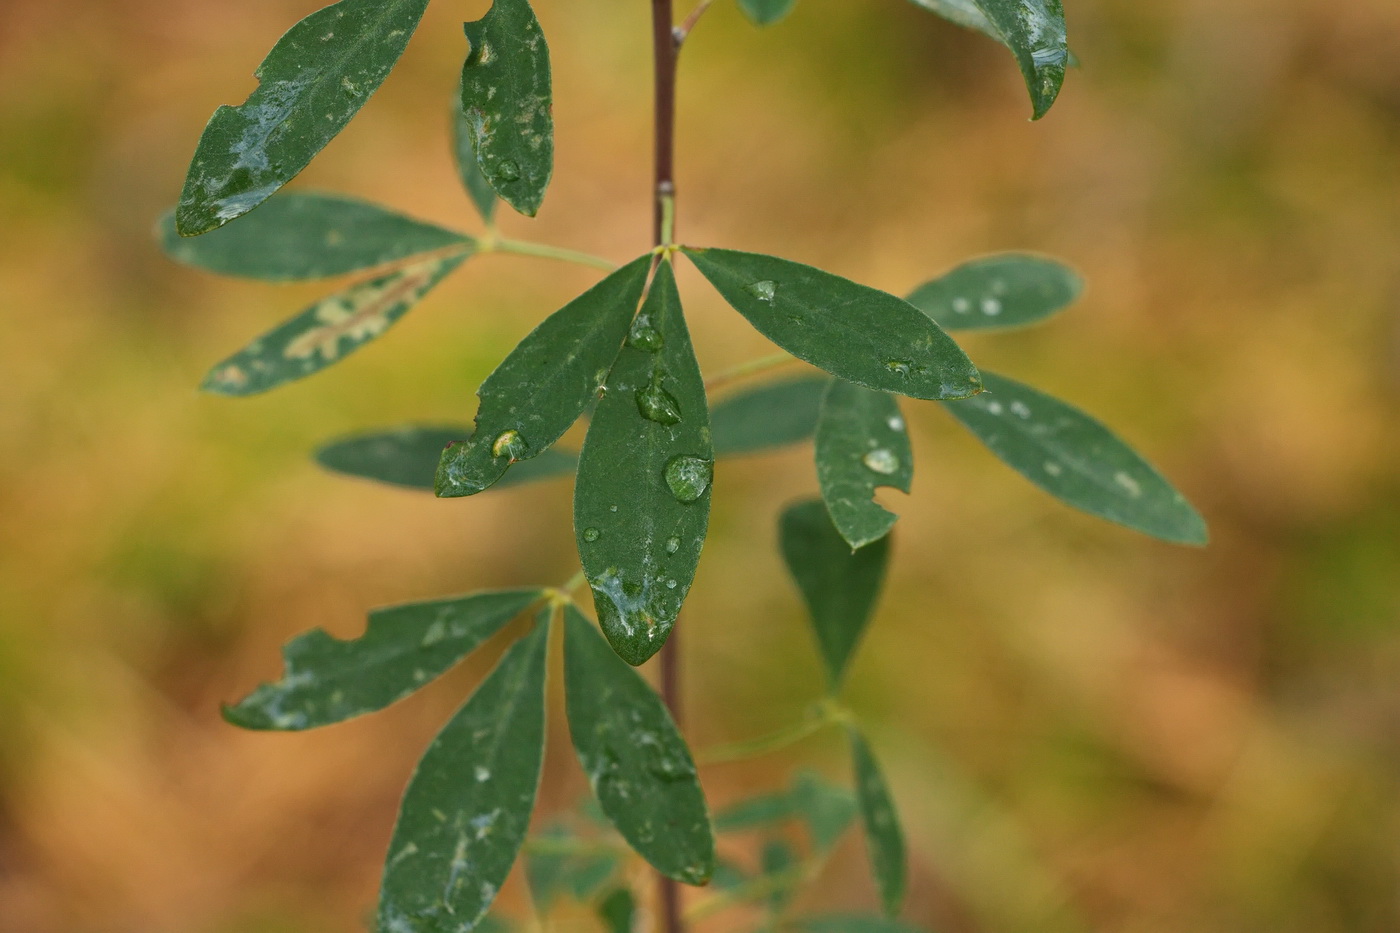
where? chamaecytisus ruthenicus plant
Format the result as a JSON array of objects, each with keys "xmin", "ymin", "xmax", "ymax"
[{"xmin": 162, "ymin": 0, "xmax": 1207, "ymax": 930}]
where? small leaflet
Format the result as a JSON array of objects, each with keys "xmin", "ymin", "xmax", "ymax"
[
  {"xmin": 815, "ymin": 380, "xmax": 914, "ymax": 549},
  {"xmin": 710, "ymin": 376, "xmax": 828, "ymax": 457},
  {"xmin": 849, "ymin": 728, "xmax": 907, "ymax": 917},
  {"xmin": 223, "ymin": 589, "xmax": 541, "ymax": 730},
  {"xmin": 316, "ymin": 426, "xmax": 575, "ymax": 491},
  {"xmin": 201, "ymin": 251, "xmax": 469, "ymax": 397},
  {"xmin": 453, "ymin": 98, "xmax": 499, "ymax": 225},
  {"xmin": 377, "ymin": 615, "xmax": 550, "ymax": 932},
  {"xmin": 525, "ymin": 825, "xmax": 620, "ymax": 911},
  {"xmin": 738, "ymin": 0, "xmax": 799, "ymax": 26},
  {"xmin": 176, "ymin": 0, "xmax": 432, "ymax": 235},
  {"xmin": 906, "ymin": 253, "xmax": 1082, "ymax": 332},
  {"xmin": 596, "ymin": 887, "xmax": 637, "ymax": 933}
]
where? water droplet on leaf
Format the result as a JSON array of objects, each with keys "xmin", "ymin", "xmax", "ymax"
[
  {"xmin": 743, "ymin": 280, "xmax": 778, "ymax": 302},
  {"xmin": 627, "ymin": 314, "xmax": 664, "ymax": 351},
  {"xmin": 496, "ymin": 159, "xmax": 521, "ymax": 182},
  {"xmin": 885, "ymin": 360, "xmax": 912, "ymax": 377},
  {"xmin": 636, "ymin": 374, "xmax": 682, "ymax": 425},
  {"xmin": 491, "ymin": 429, "xmax": 526, "ymax": 459},
  {"xmin": 664, "ymin": 536, "xmax": 681, "ymax": 554},
  {"xmin": 583, "ymin": 527, "xmax": 601, "ymax": 542},
  {"xmin": 862, "ymin": 448, "xmax": 900, "ymax": 475},
  {"xmin": 664, "ymin": 456, "xmax": 712, "ymax": 503}
]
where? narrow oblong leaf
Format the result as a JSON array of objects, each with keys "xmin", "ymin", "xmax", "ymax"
[
  {"xmin": 790, "ymin": 771, "xmax": 859, "ymax": 851},
  {"xmin": 453, "ymin": 101, "xmax": 498, "ymax": 225},
  {"xmin": 564, "ymin": 606, "xmax": 715, "ymax": 885},
  {"xmin": 315, "ymin": 425, "xmax": 575, "ymax": 491},
  {"xmin": 377, "ymin": 616, "xmax": 550, "ymax": 933},
  {"xmin": 906, "ymin": 253, "xmax": 1082, "ymax": 331},
  {"xmin": 596, "ymin": 888, "xmax": 637, "ymax": 933},
  {"xmin": 780, "ymin": 500, "xmax": 890, "ymax": 689},
  {"xmin": 713, "ymin": 792, "xmax": 798, "ymax": 833},
  {"xmin": 849, "ymin": 728, "xmax": 906, "ymax": 917},
  {"xmin": 223, "ymin": 589, "xmax": 541, "ymax": 730},
  {"xmin": 683, "ymin": 247, "xmax": 981, "ymax": 401},
  {"xmin": 797, "ymin": 917, "xmax": 927, "ymax": 933},
  {"xmin": 941, "ymin": 371, "xmax": 1209, "ymax": 545},
  {"xmin": 739, "ymin": 0, "xmax": 799, "ymax": 26},
  {"xmin": 575, "ymin": 260, "xmax": 712, "ymax": 666},
  {"xmin": 459, "ymin": 0, "xmax": 554, "ymax": 216},
  {"xmin": 202, "ymin": 251, "xmax": 468, "ymax": 396},
  {"xmin": 710, "ymin": 376, "xmax": 828, "ymax": 457},
  {"xmin": 175, "ymin": 0, "xmax": 431, "ymax": 236},
  {"xmin": 815, "ymin": 380, "xmax": 913, "ymax": 549},
  {"xmin": 435, "ymin": 255, "xmax": 651, "ymax": 498},
  {"xmin": 159, "ymin": 193, "xmax": 469, "ymax": 281}
]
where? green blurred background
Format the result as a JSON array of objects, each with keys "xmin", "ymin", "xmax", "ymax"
[{"xmin": 4, "ymin": 0, "xmax": 1400, "ymax": 930}]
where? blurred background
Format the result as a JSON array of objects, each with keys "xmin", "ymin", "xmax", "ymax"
[{"xmin": 3, "ymin": 0, "xmax": 1400, "ymax": 930}]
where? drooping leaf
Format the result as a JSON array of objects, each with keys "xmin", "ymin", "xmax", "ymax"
[
  {"xmin": 738, "ymin": 0, "xmax": 799, "ymax": 26},
  {"xmin": 315, "ymin": 425, "xmax": 575, "ymax": 491},
  {"xmin": 175, "ymin": 0, "xmax": 431, "ymax": 236},
  {"xmin": 780, "ymin": 500, "xmax": 890, "ymax": 690},
  {"xmin": 906, "ymin": 253, "xmax": 1082, "ymax": 331},
  {"xmin": 761, "ymin": 839, "xmax": 800, "ymax": 912},
  {"xmin": 683, "ymin": 248, "xmax": 981, "ymax": 401},
  {"xmin": 849, "ymin": 729, "xmax": 906, "ymax": 917},
  {"xmin": 525, "ymin": 826, "xmax": 620, "ymax": 912},
  {"xmin": 453, "ymin": 100, "xmax": 498, "ymax": 225},
  {"xmin": 907, "ymin": 0, "xmax": 1068, "ymax": 119},
  {"xmin": 201, "ymin": 251, "xmax": 468, "ymax": 396},
  {"xmin": 223, "ymin": 589, "xmax": 541, "ymax": 730},
  {"xmin": 596, "ymin": 888, "xmax": 637, "ymax": 933},
  {"xmin": 941, "ymin": 371, "xmax": 1209, "ymax": 544},
  {"xmin": 563, "ymin": 607, "xmax": 715, "ymax": 885},
  {"xmin": 710, "ymin": 376, "xmax": 828, "ymax": 457},
  {"xmin": 797, "ymin": 917, "xmax": 928, "ymax": 933},
  {"xmin": 159, "ymin": 194, "xmax": 468, "ymax": 282},
  {"xmin": 790, "ymin": 771, "xmax": 859, "ymax": 851},
  {"xmin": 436, "ymin": 255, "xmax": 651, "ymax": 498},
  {"xmin": 459, "ymin": 0, "xmax": 554, "ymax": 216},
  {"xmin": 815, "ymin": 381, "xmax": 913, "ymax": 549},
  {"xmin": 377, "ymin": 616, "xmax": 550, "ymax": 932},
  {"xmin": 575, "ymin": 260, "xmax": 712, "ymax": 666}
]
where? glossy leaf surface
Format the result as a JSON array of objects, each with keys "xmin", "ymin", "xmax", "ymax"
[
  {"xmin": 202, "ymin": 252, "xmax": 467, "ymax": 396},
  {"xmin": 907, "ymin": 253, "xmax": 1082, "ymax": 331},
  {"xmin": 436, "ymin": 255, "xmax": 651, "ymax": 498},
  {"xmin": 942, "ymin": 371, "xmax": 1208, "ymax": 544},
  {"xmin": 815, "ymin": 381, "xmax": 913, "ymax": 549},
  {"xmin": 175, "ymin": 0, "xmax": 430, "ymax": 235},
  {"xmin": 684, "ymin": 247, "xmax": 981, "ymax": 400},
  {"xmin": 575, "ymin": 261, "xmax": 712, "ymax": 666},
  {"xmin": 453, "ymin": 100, "xmax": 498, "ymax": 224},
  {"xmin": 316, "ymin": 426, "xmax": 574, "ymax": 491},
  {"xmin": 596, "ymin": 888, "xmax": 637, "ymax": 933},
  {"xmin": 159, "ymin": 194, "xmax": 467, "ymax": 281},
  {"xmin": 798, "ymin": 917, "xmax": 927, "ymax": 933},
  {"xmin": 739, "ymin": 0, "xmax": 798, "ymax": 26},
  {"xmin": 224, "ymin": 589, "xmax": 540, "ymax": 730},
  {"xmin": 564, "ymin": 607, "xmax": 715, "ymax": 885},
  {"xmin": 850, "ymin": 729, "xmax": 906, "ymax": 917},
  {"xmin": 459, "ymin": 0, "xmax": 553, "ymax": 216},
  {"xmin": 710, "ymin": 376, "xmax": 827, "ymax": 457},
  {"xmin": 780, "ymin": 500, "xmax": 890, "ymax": 689},
  {"xmin": 377, "ymin": 617, "xmax": 550, "ymax": 932}
]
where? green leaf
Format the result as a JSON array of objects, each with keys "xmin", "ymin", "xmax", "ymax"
[
  {"xmin": 596, "ymin": 888, "xmax": 637, "ymax": 933},
  {"xmin": 713, "ymin": 792, "xmax": 799, "ymax": 833},
  {"xmin": 797, "ymin": 917, "xmax": 928, "ymax": 933},
  {"xmin": 941, "ymin": 371, "xmax": 1208, "ymax": 544},
  {"xmin": 201, "ymin": 251, "xmax": 468, "ymax": 396},
  {"xmin": 453, "ymin": 101, "xmax": 498, "ymax": 225},
  {"xmin": 683, "ymin": 247, "xmax": 981, "ymax": 401},
  {"xmin": 710, "ymin": 377, "xmax": 828, "ymax": 457},
  {"xmin": 739, "ymin": 0, "xmax": 799, "ymax": 26},
  {"xmin": 316, "ymin": 426, "xmax": 575, "ymax": 492},
  {"xmin": 377, "ymin": 615, "xmax": 550, "ymax": 932},
  {"xmin": 790, "ymin": 771, "xmax": 858, "ymax": 852},
  {"xmin": 525, "ymin": 827, "xmax": 620, "ymax": 911},
  {"xmin": 459, "ymin": 0, "xmax": 554, "ymax": 217},
  {"xmin": 908, "ymin": 0, "xmax": 1068, "ymax": 119},
  {"xmin": 175, "ymin": 0, "xmax": 431, "ymax": 236},
  {"xmin": 435, "ymin": 255, "xmax": 651, "ymax": 498},
  {"xmin": 159, "ymin": 193, "xmax": 468, "ymax": 282},
  {"xmin": 849, "ymin": 729, "xmax": 906, "ymax": 917},
  {"xmin": 711, "ymin": 858, "xmax": 753, "ymax": 890},
  {"xmin": 575, "ymin": 260, "xmax": 712, "ymax": 666},
  {"xmin": 223, "ymin": 589, "xmax": 541, "ymax": 731},
  {"xmin": 760, "ymin": 839, "xmax": 800, "ymax": 911},
  {"xmin": 906, "ymin": 253, "xmax": 1082, "ymax": 332},
  {"xmin": 563, "ymin": 607, "xmax": 715, "ymax": 885},
  {"xmin": 815, "ymin": 380, "xmax": 913, "ymax": 549}
]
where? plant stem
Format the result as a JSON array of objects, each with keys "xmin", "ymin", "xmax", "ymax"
[
  {"xmin": 703, "ymin": 352, "xmax": 800, "ymax": 391},
  {"xmin": 491, "ymin": 238, "xmax": 617, "ymax": 271},
  {"xmin": 696, "ymin": 699, "xmax": 845, "ymax": 764}
]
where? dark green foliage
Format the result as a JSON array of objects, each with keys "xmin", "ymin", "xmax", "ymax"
[
  {"xmin": 849, "ymin": 729, "xmax": 906, "ymax": 917},
  {"xmin": 739, "ymin": 0, "xmax": 799, "ymax": 26},
  {"xmin": 907, "ymin": 253, "xmax": 1082, "ymax": 331},
  {"xmin": 815, "ymin": 381, "xmax": 913, "ymax": 549},
  {"xmin": 316, "ymin": 427, "xmax": 575, "ymax": 492},
  {"xmin": 710, "ymin": 376, "xmax": 827, "ymax": 456},
  {"xmin": 596, "ymin": 888, "xmax": 637, "ymax": 933}
]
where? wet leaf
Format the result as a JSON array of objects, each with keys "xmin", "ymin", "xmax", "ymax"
[
  {"xmin": 797, "ymin": 917, "xmax": 927, "ymax": 933},
  {"xmin": 453, "ymin": 100, "xmax": 498, "ymax": 225},
  {"xmin": 377, "ymin": 616, "xmax": 550, "ymax": 932},
  {"xmin": 436, "ymin": 255, "xmax": 651, "ymax": 498},
  {"xmin": 908, "ymin": 0, "xmax": 1068, "ymax": 119},
  {"xmin": 790, "ymin": 771, "xmax": 858, "ymax": 851},
  {"xmin": 815, "ymin": 381, "xmax": 913, "ymax": 549},
  {"xmin": 563, "ymin": 606, "xmax": 715, "ymax": 885},
  {"xmin": 223, "ymin": 589, "xmax": 540, "ymax": 730},
  {"xmin": 315, "ymin": 426, "xmax": 575, "ymax": 491},
  {"xmin": 942, "ymin": 371, "xmax": 1208, "ymax": 544},
  {"xmin": 780, "ymin": 500, "xmax": 890, "ymax": 689},
  {"xmin": 738, "ymin": 0, "xmax": 798, "ymax": 26},
  {"xmin": 596, "ymin": 887, "xmax": 637, "ymax": 933},
  {"xmin": 201, "ymin": 252, "xmax": 468, "ymax": 396},
  {"xmin": 907, "ymin": 253, "xmax": 1082, "ymax": 331},
  {"xmin": 849, "ymin": 729, "xmax": 906, "ymax": 917},
  {"xmin": 459, "ymin": 0, "xmax": 553, "ymax": 216},
  {"xmin": 683, "ymin": 247, "xmax": 981, "ymax": 400},
  {"xmin": 575, "ymin": 260, "xmax": 712, "ymax": 666},
  {"xmin": 175, "ymin": 0, "xmax": 431, "ymax": 236},
  {"xmin": 710, "ymin": 376, "xmax": 828, "ymax": 457},
  {"xmin": 159, "ymin": 194, "xmax": 468, "ymax": 281}
]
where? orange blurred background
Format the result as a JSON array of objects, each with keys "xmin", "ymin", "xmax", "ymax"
[{"xmin": 3, "ymin": 0, "xmax": 1400, "ymax": 930}]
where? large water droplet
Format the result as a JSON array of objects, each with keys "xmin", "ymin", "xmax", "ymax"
[
  {"xmin": 627, "ymin": 314, "xmax": 664, "ymax": 351},
  {"xmin": 664, "ymin": 536, "xmax": 681, "ymax": 554},
  {"xmin": 863, "ymin": 448, "xmax": 900, "ymax": 475},
  {"xmin": 583, "ymin": 527, "xmax": 601, "ymax": 543},
  {"xmin": 664, "ymin": 456, "xmax": 712, "ymax": 503},
  {"xmin": 496, "ymin": 159, "xmax": 521, "ymax": 182},
  {"xmin": 491, "ymin": 429, "xmax": 526, "ymax": 459},
  {"xmin": 636, "ymin": 374, "xmax": 682, "ymax": 425},
  {"xmin": 744, "ymin": 280, "xmax": 778, "ymax": 302}
]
